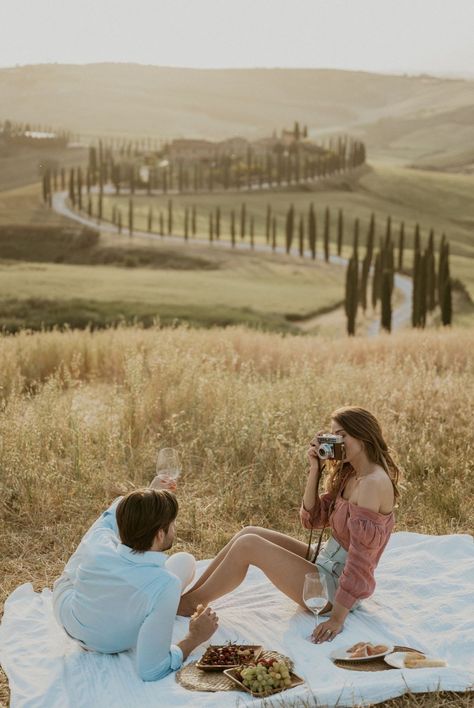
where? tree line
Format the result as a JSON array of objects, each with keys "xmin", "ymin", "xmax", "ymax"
[
  {"xmin": 344, "ymin": 216, "xmax": 453, "ymax": 334},
  {"xmin": 41, "ymin": 175, "xmax": 454, "ymax": 332}
]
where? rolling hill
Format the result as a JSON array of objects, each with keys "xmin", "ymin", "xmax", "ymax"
[{"xmin": 1, "ymin": 64, "xmax": 474, "ymax": 168}]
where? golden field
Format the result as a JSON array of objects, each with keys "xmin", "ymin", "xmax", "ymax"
[{"xmin": 0, "ymin": 325, "xmax": 473, "ymax": 706}]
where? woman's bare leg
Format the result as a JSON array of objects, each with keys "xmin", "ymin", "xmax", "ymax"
[
  {"xmin": 186, "ymin": 526, "xmax": 308, "ymax": 594},
  {"xmin": 177, "ymin": 533, "xmax": 322, "ymax": 616}
]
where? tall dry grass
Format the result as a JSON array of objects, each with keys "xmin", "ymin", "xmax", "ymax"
[{"xmin": 1, "ymin": 325, "xmax": 473, "ymax": 707}]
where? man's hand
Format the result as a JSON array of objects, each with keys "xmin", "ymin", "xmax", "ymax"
[
  {"xmin": 311, "ymin": 616, "xmax": 344, "ymax": 644},
  {"xmin": 188, "ymin": 606, "xmax": 219, "ymax": 645},
  {"xmin": 150, "ymin": 475, "xmax": 177, "ymax": 492}
]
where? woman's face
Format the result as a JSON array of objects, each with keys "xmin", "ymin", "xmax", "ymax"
[{"xmin": 330, "ymin": 419, "xmax": 364, "ymax": 463}]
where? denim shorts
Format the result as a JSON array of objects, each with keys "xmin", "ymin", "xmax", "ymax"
[{"xmin": 313, "ymin": 535, "xmax": 360, "ymax": 611}]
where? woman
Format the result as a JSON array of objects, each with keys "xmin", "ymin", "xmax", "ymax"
[{"xmin": 178, "ymin": 406, "xmax": 400, "ymax": 644}]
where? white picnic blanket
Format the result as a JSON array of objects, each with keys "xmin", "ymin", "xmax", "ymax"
[{"xmin": 1, "ymin": 532, "xmax": 473, "ymax": 708}]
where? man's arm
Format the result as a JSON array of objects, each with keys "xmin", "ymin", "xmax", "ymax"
[{"xmin": 136, "ymin": 576, "xmax": 219, "ymax": 682}]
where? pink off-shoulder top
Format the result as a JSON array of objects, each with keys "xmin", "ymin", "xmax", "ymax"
[{"xmin": 300, "ymin": 492, "xmax": 395, "ymax": 610}]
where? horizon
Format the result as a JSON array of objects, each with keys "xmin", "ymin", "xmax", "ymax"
[{"xmin": 2, "ymin": 61, "xmax": 473, "ymax": 82}]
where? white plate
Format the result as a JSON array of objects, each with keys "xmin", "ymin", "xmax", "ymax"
[
  {"xmin": 384, "ymin": 652, "xmax": 446, "ymax": 669},
  {"xmin": 330, "ymin": 643, "xmax": 394, "ymax": 662}
]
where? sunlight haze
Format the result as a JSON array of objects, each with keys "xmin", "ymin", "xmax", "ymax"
[{"xmin": 2, "ymin": 0, "xmax": 474, "ymax": 76}]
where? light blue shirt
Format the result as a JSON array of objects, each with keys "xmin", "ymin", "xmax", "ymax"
[{"xmin": 56, "ymin": 499, "xmax": 183, "ymax": 681}]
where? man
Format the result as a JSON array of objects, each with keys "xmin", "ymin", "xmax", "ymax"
[{"xmin": 52, "ymin": 488, "xmax": 218, "ymax": 681}]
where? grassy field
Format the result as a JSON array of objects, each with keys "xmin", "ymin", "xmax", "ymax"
[
  {"xmin": 98, "ymin": 163, "xmax": 474, "ymax": 298},
  {"xmin": 0, "ymin": 184, "xmax": 350, "ymax": 332},
  {"xmin": 0, "ymin": 325, "xmax": 473, "ymax": 707}
]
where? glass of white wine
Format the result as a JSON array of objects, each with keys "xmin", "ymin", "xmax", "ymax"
[
  {"xmin": 152, "ymin": 448, "xmax": 181, "ymax": 489},
  {"xmin": 303, "ymin": 571, "xmax": 328, "ymax": 632}
]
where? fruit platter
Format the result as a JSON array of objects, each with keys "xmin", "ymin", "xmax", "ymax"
[
  {"xmin": 224, "ymin": 656, "xmax": 304, "ymax": 697},
  {"xmin": 195, "ymin": 643, "xmax": 263, "ymax": 671}
]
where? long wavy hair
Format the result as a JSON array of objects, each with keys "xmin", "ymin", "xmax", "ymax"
[{"xmin": 324, "ymin": 406, "xmax": 401, "ymax": 500}]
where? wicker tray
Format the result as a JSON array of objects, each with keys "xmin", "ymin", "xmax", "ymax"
[
  {"xmin": 333, "ymin": 645, "xmax": 424, "ymax": 672},
  {"xmin": 176, "ymin": 650, "xmax": 294, "ymax": 692}
]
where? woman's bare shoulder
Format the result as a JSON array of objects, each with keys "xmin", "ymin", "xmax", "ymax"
[{"xmin": 357, "ymin": 468, "xmax": 394, "ymax": 513}]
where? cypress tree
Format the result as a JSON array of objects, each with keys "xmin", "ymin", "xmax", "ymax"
[
  {"xmin": 168, "ymin": 199, "xmax": 173, "ymax": 234},
  {"xmin": 60, "ymin": 167, "xmax": 66, "ymax": 191},
  {"xmin": 250, "ymin": 216, "xmax": 255, "ymax": 249},
  {"xmin": 438, "ymin": 238, "xmax": 452, "ymax": 325},
  {"xmin": 272, "ymin": 216, "xmax": 277, "ymax": 251},
  {"xmin": 285, "ymin": 204, "xmax": 295, "ymax": 254},
  {"xmin": 87, "ymin": 196, "xmax": 92, "ymax": 217},
  {"xmin": 209, "ymin": 212, "xmax": 214, "ymax": 242},
  {"xmin": 240, "ymin": 203, "xmax": 246, "ymax": 239},
  {"xmin": 68, "ymin": 168, "xmax": 76, "ymax": 206},
  {"xmin": 42, "ymin": 172, "xmax": 49, "ymax": 204},
  {"xmin": 308, "ymin": 203, "xmax": 316, "ymax": 260},
  {"xmin": 159, "ymin": 212, "xmax": 164, "ymax": 237},
  {"xmin": 352, "ymin": 218, "xmax": 359, "ymax": 261},
  {"xmin": 192, "ymin": 205, "xmax": 197, "ymax": 236},
  {"xmin": 426, "ymin": 229, "xmax": 436, "ymax": 311},
  {"xmin": 98, "ymin": 190, "xmax": 103, "ymax": 222},
  {"xmin": 337, "ymin": 208, "xmax": 344, "ymax": 256},
  {"xmin": 323, "ymin": 207, "xmax": 330, "ymax": 262},
  {"xmin": 359, "ymin": 255, "xmax": 370, "ymax": 312},
  {"xmin": 265, "ymin": 204, "xmax": 272, "ymax": 244},
  {"xmin": 419, "ymin": 251, "xmax": 427, "ymax": 328},
  {"xmin": 147, "ymin": 206, "xmax": 153, "ymax": 233},
  {"xmin": 371, "ymin": 252, "xmax": 381, "ymax": 309},
  {"xmin": 345, "ymin": 257, "xmax": 358, "ymax": 335},
  {"xmin": 385, "ymin": 216, "xmax": 392, "ymax": 247},
  {"xmin": 298, "ymin": 215, "xmax": 304, "ymax": 257},
  {"xmin": 128, "ymin": 198, "xmax": 134, "ymax": 237},
  {"xmin": 381, "ymin": 270, "xmax": 392, "ymax": 332},
  {"xmin": 366, "ymin": 213, "xmax": 375, "ymax": 267},
  {"xmin": 230, "ymin": 210, "xmax": 236, "ymax": 248},
  {"xmin": 118, "ymin": 210, "xmax": 122, "ymax": 234},
  {"xmin": 398, "ymin": 222, "xmax": 405, "ymax": 272},
  {"xmin": 412, "ymin": 247, "xmax": 421, "ymax": 327},
  {"xmin": 216, "ymin": 206, "xmax": 221, "ymax": 240},
  {"xmin": 441, "ymin": 273, "xmax": 452, "ymax": 326},
  {"xmin": 184, "ymin": 207, "xmax": 189, "ymax": 241},
  {"xmin": 77, "ymin": 168, "xmax": 83, "ymax": 210}
]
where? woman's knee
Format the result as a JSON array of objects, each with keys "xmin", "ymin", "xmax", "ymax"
[
  {"xmin": 235, "ymin": 525, "xmax": 265, "ymax": 540},
  {"xmin": 231, "ymin": 533, "xmax": 263, "ymax": 559},
  {"xmin": 165, "ymin": 552, "xmax": 196, "ymax": 591}
]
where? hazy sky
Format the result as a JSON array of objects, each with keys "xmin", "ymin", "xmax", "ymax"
[{"xmin": 1, "ymin": 0, "xmax": 474, "ymax": 76}]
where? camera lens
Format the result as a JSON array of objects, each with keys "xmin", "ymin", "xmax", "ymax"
[{"xmin": 317, "ymin": 444, "xmax": 332, "ymax": 459}]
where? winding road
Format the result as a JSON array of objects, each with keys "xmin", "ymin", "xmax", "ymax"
[{"xmin": 52, "ymin": 191, "xmax": 413, "ymax": 336}]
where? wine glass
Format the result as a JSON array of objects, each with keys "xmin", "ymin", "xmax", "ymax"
[
  {"xmin": 303, "ymin": 572, "xmax": 328, "ymax": 632},
  {"xmin": 152, "ymin": 448, "xmax": 181, "ymax": 489}
]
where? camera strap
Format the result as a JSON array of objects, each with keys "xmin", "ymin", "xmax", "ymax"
[{"xmin": 305, "ymin": 466, "xmax": 350, "ymax": 564}]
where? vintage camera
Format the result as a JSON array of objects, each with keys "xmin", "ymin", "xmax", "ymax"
[{"xmin": 316, "ymin": 434, "xmax": 345, "ymax": 460}]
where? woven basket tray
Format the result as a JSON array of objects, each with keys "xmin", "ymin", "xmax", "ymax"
[
  {"xmin": 176, "ymin": 650, "xmax": 294, "ymax": 692},
  {"xmin": 333, "ymin": 645, "xmax": 424, "ymax": 672}
]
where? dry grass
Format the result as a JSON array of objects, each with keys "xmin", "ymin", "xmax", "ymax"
[{"xmin": 0, "ymin": 325, "xmax": 473, "ymax": 707}]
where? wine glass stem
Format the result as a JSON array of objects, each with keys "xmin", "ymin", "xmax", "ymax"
[{"xmin": 314, "ymin": 612, "xmax": 319, "ymax": 629}]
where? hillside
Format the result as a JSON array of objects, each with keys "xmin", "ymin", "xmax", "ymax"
[{"xmin": 1, "ymin": 64, "xmax": 474, "ymax": 167}]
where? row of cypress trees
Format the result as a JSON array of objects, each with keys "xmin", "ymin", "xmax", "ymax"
[
  {"xmin": 344, "ymin": 220, "xmax": 453, "ymax": 335},
  {"xmin": 81, "ymin": 135, "xmax": 366, "ymax": 196},
  {"xmin": 45, "ymin": 176, "xmax": 455, "ymax": 332}
]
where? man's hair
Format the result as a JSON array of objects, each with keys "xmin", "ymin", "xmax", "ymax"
[{"xmin": 116, "ymin": 488, "xmax": 178, "ymax": 553}]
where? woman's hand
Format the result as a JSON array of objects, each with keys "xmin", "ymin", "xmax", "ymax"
[
  {"xmin": 150, "ymin": 475, "xmax": 177, "ymax": 492},
  {"xmin": 307, "ymin": 430, "xmax": 326, "ymax": 473},
  {"xmin": 311, "ymin": 616, "xmax": 344, "ymax": 644}
]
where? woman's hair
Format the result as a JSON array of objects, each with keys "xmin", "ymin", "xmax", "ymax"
[
  {"xmin": 116, "ymin": 488, "xmax": 178, "ymax": 553},
  {"xmin": 325, "ymin": 406, "xmax": 401, "ymax": 499}
]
